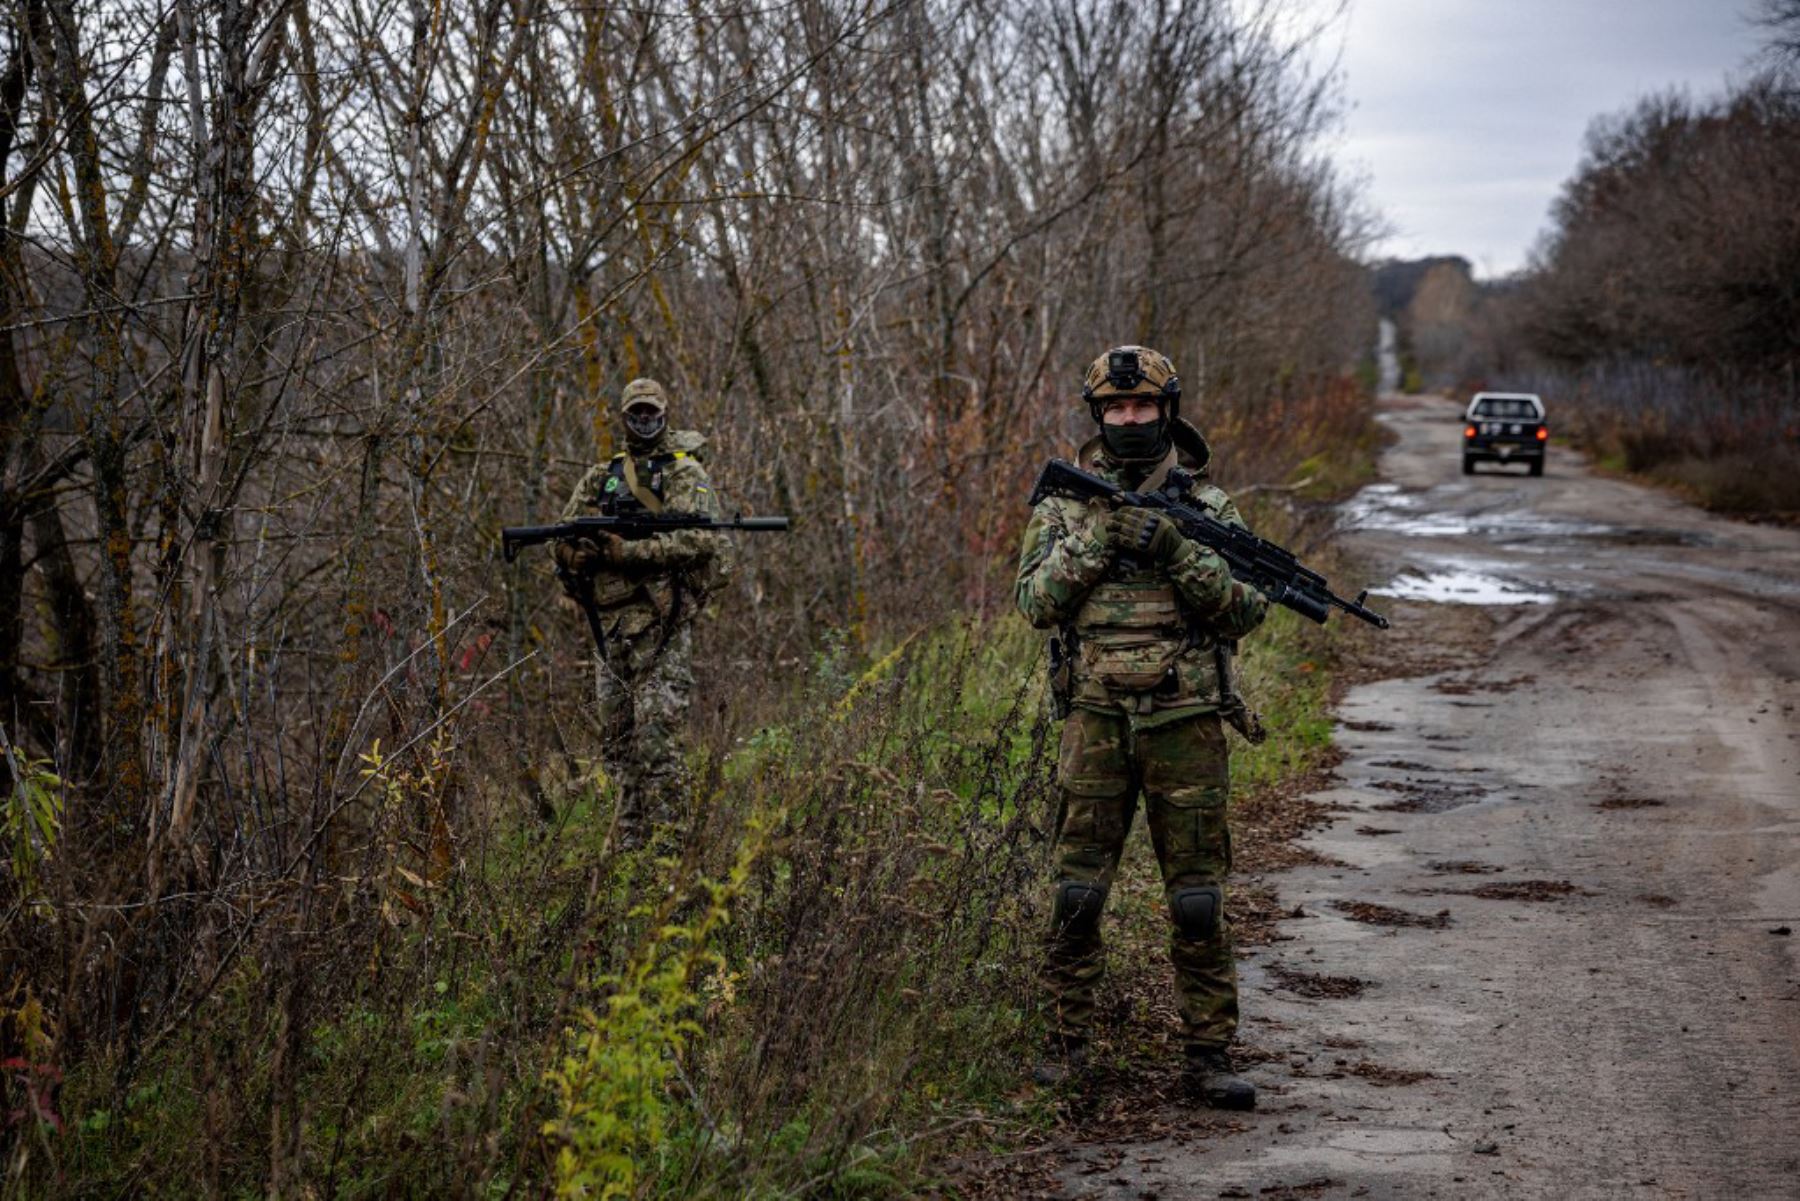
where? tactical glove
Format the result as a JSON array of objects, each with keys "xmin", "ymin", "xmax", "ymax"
[
  {"xmin": 1108, "ymin": 507, "xmax": 1190, "ymax": 564},
  {"xmin": 599, "ymin": 532, "xmax": 654, "ymax": 566},
  {"xmin": 553, "ymin": 537, "xmax": 603, "ymax": 575}
]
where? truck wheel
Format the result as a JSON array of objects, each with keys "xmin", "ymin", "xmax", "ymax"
[
  {"xmin": 1529, "ymin": 459, "xmax": 1544, "ymax": 477},
  {"xmin": 1462, "ymin": 455, "xmax": 1475, "ymax": 475}
]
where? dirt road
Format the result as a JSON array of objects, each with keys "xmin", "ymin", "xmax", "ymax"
[{"xmin": 1054, "ymin": 395, "xmax": 1800, "ymax": 1199}]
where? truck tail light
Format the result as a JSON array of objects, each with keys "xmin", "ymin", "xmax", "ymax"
[
  {"xmin": 1536, "ymin": 426, "xmax": 1549, "ymax": 441},
  {"xmin": 1464, "ymin": 425, "xmax": 1477, "ymax": 438}
]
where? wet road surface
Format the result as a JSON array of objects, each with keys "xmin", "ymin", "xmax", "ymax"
[{"xmin": 1055, "ymin": 395, "xmax": 1800, "ymax": 1199}]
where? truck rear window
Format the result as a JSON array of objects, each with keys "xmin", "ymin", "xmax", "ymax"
[{"xmin": 1473, "ymin": 399, "xmax": 1538, "ymax": 418}]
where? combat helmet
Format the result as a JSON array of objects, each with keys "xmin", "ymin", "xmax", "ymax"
[{"xmin": 1082, "ymin": 345, "xmax": 1182, "ymax": 423}]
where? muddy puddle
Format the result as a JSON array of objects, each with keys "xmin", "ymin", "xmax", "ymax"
[
  {"xmin": 1374, "ymin": 565, "xmax": 1555, "ymax": 605},
  {"xmin": 1369, "ymin": 790, "xmax": 1486, "ymax": 814},
  {"xmin": 1338, "ymin": 483, "xmax": 1609, "ymax": 538},
  {"xmin": 1338, "ymin": 483, "xmax": 1697, "ymax": 545},
  {"xmin": 1337, "ymin": 485, "xmax": 1476, "ymax": 537}
]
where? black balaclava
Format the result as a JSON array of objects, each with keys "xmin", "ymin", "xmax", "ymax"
[{"xmin": 1099, "ymin": 401, "xmax": 1170, "ymax": 462}]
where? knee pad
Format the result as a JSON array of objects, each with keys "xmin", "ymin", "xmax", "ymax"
[
  {"xmin": 1052, "ymin": 881, "xmax": 1108, "ymax": 939},
  {"xmin": 1170, "ymin": 885, "xmax": 1223, "ymax": 940}
]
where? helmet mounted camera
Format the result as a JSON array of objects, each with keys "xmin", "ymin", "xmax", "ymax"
[
  {"xmin": 1107, "ymin": 348, "xmax": 1144, "ymax": 391},
  {"xmin": 1082, "ymin": 344, "xmax": 1182, "ymax": 424}
]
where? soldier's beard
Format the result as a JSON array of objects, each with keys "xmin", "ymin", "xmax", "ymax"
[{"xmin": 1100, "ymin": 419, "xmax": 1168, "ymax": 462}]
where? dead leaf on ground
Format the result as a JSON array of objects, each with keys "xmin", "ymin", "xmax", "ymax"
[
  {"xmin": 1343, "ymin": 1060, "xmax": 1437, "ymax": 1087},
  {"xmin": 1370, "ymin": 786, "xmax": 1487, "ymax": 813},
  {"xmin": 1265, "ymin": 963, "xmax": 1368, "ymax": 998},
  {"xmin": 1255, "ymin": 1178, "xmax": 1344, "ymax": 1198},
  {"xmin": 1425, "ymin": 859, "xmax": 1502, "ymax": 874},
  {"xmin": 1459, "ymin": 880, "xmax": 1593, "ymax": 902},
  {"xmin": 1594, "ymin": 796, "xmax": 1664, "ymax": 810},
  {"xmin": 1331, "ymin": 899, "xmax": 1452, "ymax": 928},
  {"xmin": 1432, "ymin": 674, "xmax": 1535, "ymax": 696}
]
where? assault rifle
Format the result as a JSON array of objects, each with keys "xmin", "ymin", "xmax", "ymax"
[
  {"xmin": 1028, "ymin": 459, "xmax": 1390, "ymax": 629},
  {"xmin": 503, "ymin": 513, "xmax": 790, "ymax": 650},
  {"xmin": 502, "ymin": 512, "xmax": 791, "ymax": 562}
]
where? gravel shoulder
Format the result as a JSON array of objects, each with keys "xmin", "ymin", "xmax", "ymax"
[{"xmin": 1045, "ymin": 394, "xmax": 1800, "ymax": 1199}]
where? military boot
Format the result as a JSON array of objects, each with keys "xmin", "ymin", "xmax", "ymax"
[
  {"xmin": 1183, "ymin": 1047, "xmax": 1256, "ymax": 1110},
  {"xmin": 1031, "ymin": 1035, "xmax": 1090, "ymax": 1087}
]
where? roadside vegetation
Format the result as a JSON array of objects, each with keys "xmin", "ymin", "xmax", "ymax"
[
  {"xmin": 22, "ymin": 503, "xmax": 1368, "ymax": 1198},
  {"xmin": 1, "ymin": 0, "xmax": 1380, "ymax": 1194}
]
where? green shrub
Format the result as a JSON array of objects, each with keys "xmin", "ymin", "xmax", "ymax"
[{"xmin": 543, "ymin": 817, "xmax": 770, "ymax": 1196}]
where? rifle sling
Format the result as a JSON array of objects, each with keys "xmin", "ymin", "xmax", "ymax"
[
  {"xmin": 1213, "ymin": 639, "xmax": 1268, "ymax": 744},
  {"xmin": 1139, "ymin": 446, "xmax": 1179, "ymax": 495},
  {"xmin": 619, "ymin": 454, "xmax": 664, "ymax": 513},
  {"xmin": 1074, "ymin": 439, "xmax": 1179, "ymax": 496}
]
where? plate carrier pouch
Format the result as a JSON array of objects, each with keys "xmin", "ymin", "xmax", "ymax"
[{"xmin": 1073, "ymin": 570, "xmax": 1189, "ymax": 709}]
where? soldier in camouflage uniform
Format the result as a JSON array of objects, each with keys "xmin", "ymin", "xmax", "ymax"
[
  {"xmin": 1016, "ymin": 346, "xmax": 1269, "ymax": 1109},
  {"xmin": 554, "ymin": 378, "xmax": 729, "ymax": 852}
]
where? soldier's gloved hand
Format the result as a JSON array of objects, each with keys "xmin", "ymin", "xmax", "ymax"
[
  {"xmin": 590, "ymin": 531, "xmax": 632, "ymax": 564},
  {"xmin": 554, "ymin": 537, "xmax": 604, "ymax": 575},
  {"xmin": 1107, "ymin": 507, "xmax": 1190, "ymax": 564}
]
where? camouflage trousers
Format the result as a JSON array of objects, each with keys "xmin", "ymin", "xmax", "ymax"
[
  {"xmin": 594, "ymin": 618, "xmax": 694, "ymax": 849},
  {"xmin": 1044, "ymin": 707, "xmax": 1238, "ymax": 1051}
]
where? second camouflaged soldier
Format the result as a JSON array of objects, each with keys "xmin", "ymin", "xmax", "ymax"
[
  {"xmin": 1016, "ymin": 346, "xmax": 1269, "ymax": 1109},
  {"xmin": 555, "ymin": 378, "xmax": 728, "ymax": 851}
]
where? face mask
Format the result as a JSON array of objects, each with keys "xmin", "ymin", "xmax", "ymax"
[
  {"xmin": 623, "ymin": 409, "xmax": 666, "ymax": 445},
  {"xmin": 1101, "ymin": 418, "xmax": 1168, "ymax": 461}
]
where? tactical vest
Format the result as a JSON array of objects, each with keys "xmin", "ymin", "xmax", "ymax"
[
  {"xmin": 598, "ymin": 450, "xmax": 692, "ymax": 515},
  {"xmin": 584, "ymin": 450, "xmax": 693, "ymax": 612},
  {"xmin": 1066, "ymin": 466, "xmax": 1226, "ymax": 717}
]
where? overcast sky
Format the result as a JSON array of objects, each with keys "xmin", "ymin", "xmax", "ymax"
[{"xmin": 1318, "ymin": 0, "xmax": 1772, "ymax": 278}]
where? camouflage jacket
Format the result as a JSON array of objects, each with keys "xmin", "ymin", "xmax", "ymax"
[
  {"xmin": 1015, "ymin": 420, "xmax": 1268, "ymax": 724},
  {"xmin": 560, "ymin": 429, "xmax": 731, "ymax": 629}
]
